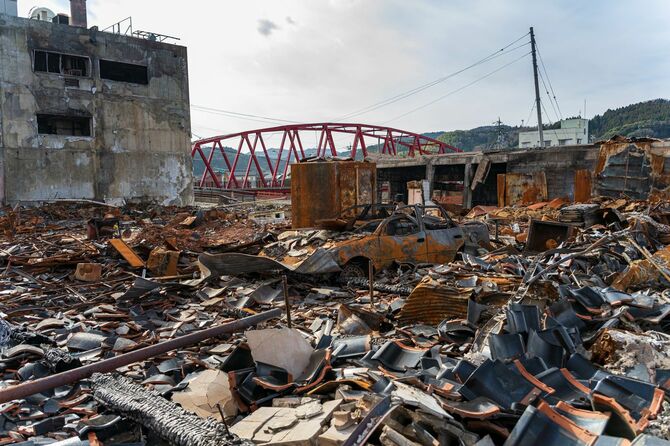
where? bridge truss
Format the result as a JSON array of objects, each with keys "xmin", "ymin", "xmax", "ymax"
[{"xmin": 191, "ymin": 123, "xmax": 461, "ymax": 189}]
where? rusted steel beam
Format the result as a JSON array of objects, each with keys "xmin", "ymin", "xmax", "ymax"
[{"xmin": 0, "ymin": 309, "xmax": 281, "ymax": 404}]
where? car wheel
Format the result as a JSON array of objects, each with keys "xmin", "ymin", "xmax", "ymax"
[{"xmin": 341, "ymin": 261, "xmax": 368, "ymax": 279}]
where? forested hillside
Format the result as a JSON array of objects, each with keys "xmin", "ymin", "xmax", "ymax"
[{"xmin": 589, "ymin": 99, "xmax": 670, "ymax": 140}]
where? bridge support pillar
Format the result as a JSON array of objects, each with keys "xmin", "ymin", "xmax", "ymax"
[
  {"xmin": 425, "ymin": 160, "xmax": 436, "ymax": 199},
  {"xmin": 463, "ymin": 163, "xmax": 473, "ymax": 209}
]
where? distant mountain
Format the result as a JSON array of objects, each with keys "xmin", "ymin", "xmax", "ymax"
[{"xmin": 437, "ymin": 125, "xmax": 519, "ymax": 152}]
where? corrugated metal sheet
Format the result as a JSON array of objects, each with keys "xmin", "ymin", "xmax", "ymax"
[
  {"xmin": 397, "ymin": 277, "xmax": 472, "ymax": 325},
  {"xmin": 594, "ymin": 137, "xmax": 670, "ymax": 201}
]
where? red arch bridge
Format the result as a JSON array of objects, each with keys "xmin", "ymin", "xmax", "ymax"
[{"xmin": 191, "ymin": 123, "xmax": 461, "ymax": 193}]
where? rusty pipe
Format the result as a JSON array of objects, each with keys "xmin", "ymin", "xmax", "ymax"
[{"xmin": 0, "ymin": 308, "xmax": 281, "ymax": 404}]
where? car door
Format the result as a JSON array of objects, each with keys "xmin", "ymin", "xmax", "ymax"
[
  {"xmin": 376, "ymin": 214, "xmax": 429, "ymax": 267},
  {"xmin": 422, "ymin": 207, "xmax": 464, "ymax": 264}
]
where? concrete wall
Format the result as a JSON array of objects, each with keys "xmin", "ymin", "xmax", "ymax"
[
  {"xmin": 0, "ymin": 14, "xmax": 193, "ymax": 205},
  {"xmin": 376, "ymin": 144, "xmax": 600, "ymax": 206},
  {"xmin": 505, "ymin": 145, "xmax": 599, "ymax": 201}
]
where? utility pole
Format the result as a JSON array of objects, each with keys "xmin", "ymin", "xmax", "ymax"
[
  {"xmin": 493, "ymin": 117, "xmax": 505, "ymax": 149},
  {"xmin": 530, "ymin": 27, "xmax": 544, "ymax": 148}
]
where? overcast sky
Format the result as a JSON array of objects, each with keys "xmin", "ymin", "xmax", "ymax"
[{"xmin": 18, "ymin": 0, "xmax": 670, "ymax": 139}]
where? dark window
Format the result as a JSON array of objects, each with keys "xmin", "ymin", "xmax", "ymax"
[
  {"xmin": 64, "ymin": 78, "xmax": 80, "ymax": 88},
  {"xmin": 384, "ymin": 216, "xmax": 419, "ymax": 236},
  {"xmin": 34, "ymin": 50, "xmax": 48, "ymax": 72},
  {"xmin": 100, "ymin": 60, "xmax": 149, "ymax": 84},
  {"xmin": 34, "ymin": 50, "xmax": 88, "ymax": 76},
  {"xmin": 37, "ymin": 114, "xmax": 91, "ymax": 136},
  {"xmin": 61, "ymin": 54, "xmax": 87, "ymax": 76}
]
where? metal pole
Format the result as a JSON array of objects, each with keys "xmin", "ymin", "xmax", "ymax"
[
  {"xmin": 282, "ymin": 275, "xmax": 292, "ymax": 328},
  {"xmin": 0, "ymin": 309, "xmax": 281, "ymax": 404},
  {"xmin": 530, "ymin": 27, "xmax": 544, "ymax": 148},
  {"xmin": 368, "ymin": 260, "xmax": 375, "ymax": 308},
  {"xmin": 216, "ymin": 403, "xmax": 231, "ymax": 437}
]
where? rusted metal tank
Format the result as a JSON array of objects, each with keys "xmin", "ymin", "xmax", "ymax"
[
  {"xmin": 497, "ymin": 172, "xmax": 548, "ymax": 207},
  {"xmin": 291, "ymin": 160, "xmax": 376, "ymax": 229}
]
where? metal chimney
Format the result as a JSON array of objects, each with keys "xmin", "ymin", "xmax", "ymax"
[{"xmin": 69, "ymin": 0, "xmax": 87, "ymax": 28}]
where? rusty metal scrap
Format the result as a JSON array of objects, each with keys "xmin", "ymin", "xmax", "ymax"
[
  {"xmin": 595, "ymin": 136, "xmax": 670, "ymax": 201},
  {"xmin": 4, "ymin": 195, "xmax": 670, "ymax": 445},
  {"xmin": 497, "ymin": 172, "xmax": 548, "ymax": 207},
  {"xmin": 397, "ymin": 277, "xmax": 473, "ymax": 325},
  {"xmin": 109, "ymin": 238, "xmax": 145, "ymax": 267}
]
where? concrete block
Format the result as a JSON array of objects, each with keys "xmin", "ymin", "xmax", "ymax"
[
  {"xmin": 147, "ymin": 247, "xmax": 179, "ymax": 276},
  {"xmin": 318, "ymin": 424, "xmax": 357, "ymax": 446},
  {"xmin": 230, "ymin": 399, "xmax": 342, "ymax": 445},
  {"xmin": 74, "ymin": 263, "xmax": 102, "ymax": 282}
]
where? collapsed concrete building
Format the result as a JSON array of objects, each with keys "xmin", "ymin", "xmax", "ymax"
[
  {"xmin": 0, "ymin": 1, "xmax": 193, "ymax": 205},
  {"xmin": 376, "ymin": 137, "xmax": 670, "ymax": 209}
]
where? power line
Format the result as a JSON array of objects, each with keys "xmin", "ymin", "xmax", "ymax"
[
  {"xmin": 535, "ymin": 45, "xmax": 563, "ymax": 120},
  {"xmin": 334, "ymin": 33, "xmax": 531, "ymax": 121},
  {"xmin": 191, "ymin": 105, "xmax": 300, "ymax": 126},
  {"xmin": 525, "ymin": 100, "xmax": 536, "ymax": 127},
  {"xmin": 336, "ymin": 37, "xmax": 530, "ymax": 121},
  {"xmin": 191, "ymin": 122, "xmax": 228, "ymax": 136},
  {"xmin": 540, "ymin": 99, "xmax": 554, "ymax": 126},
  {"xmin": 382, "ymin": 51, "xmax": 532, "ymax": 125},
  {"xmin": 538, "ymin": 70, "xmax": 560, "ymax": 123}
]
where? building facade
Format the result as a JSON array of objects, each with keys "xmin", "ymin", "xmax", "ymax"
[
  {"xmin": 0, "ymin": 5, "xmax": 193, "ymax": 204},
  {"xmin": 519, "ymin": 118, "xmax": 589, "ymax": 148}
]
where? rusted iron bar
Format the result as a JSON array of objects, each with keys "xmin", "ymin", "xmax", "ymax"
[
  {"xmin": 216, "ymin": 403, "xmax": 231, "ymax": 437},
  {"xmin": 282, "ymin": 275, "xmax": 292, "ymax": 328},
  {"xmin": 368, "ymin": 260, "xmax": 375, "ymax": 308},
  {"xmin": 0, "ymin": 308, "xmax": 281, "ymax": 404}
]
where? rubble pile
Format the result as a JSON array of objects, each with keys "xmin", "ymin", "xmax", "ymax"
[{"xmin": 1, "ymin": 199, "xmax": 670, "ymax": 445}]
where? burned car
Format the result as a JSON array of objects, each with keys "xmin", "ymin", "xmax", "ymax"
[
  {"xmin": 315, "ymin": 204, "xmax": 490, "ymax": 276},
  {"xmin": 198, "ymin": 204, "xmax": 490, "ymax": 277}
]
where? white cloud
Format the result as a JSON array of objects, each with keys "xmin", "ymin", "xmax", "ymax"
[{"xmin": 257, "ymin": 19, "xmax": 278, "ymax": 37}]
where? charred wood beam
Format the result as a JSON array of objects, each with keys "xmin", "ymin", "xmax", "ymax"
[{"xmin": 342, "ymin": 277, "xmax": 414, "ymax": 296}]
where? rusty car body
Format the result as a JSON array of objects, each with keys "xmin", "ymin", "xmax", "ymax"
[
  {"xmin": 198, "ymin": 205, "xmax": 490, "ymax": 277},
  {"xmin": 322, "ymin": 204, "xmax": 489, "ymax": 276}
]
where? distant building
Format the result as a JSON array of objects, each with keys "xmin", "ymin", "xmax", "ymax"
[
  {"xmin": 0, "ymin": 1, "xmax": 193, "ymax": 204},
  {"xmin": 519, "ymin": 118, "xmax": 589, "ymax": 148}
]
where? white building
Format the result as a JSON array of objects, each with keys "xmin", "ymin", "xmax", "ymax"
[{"xmin": 519, "ymin": 118, "xmax": 589, "ymax": 148}]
